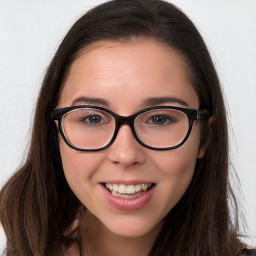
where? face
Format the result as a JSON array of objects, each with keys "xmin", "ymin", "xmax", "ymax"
[{"xmin": 57, "ymin": 40, "xmax": 205, "ymax": 239}]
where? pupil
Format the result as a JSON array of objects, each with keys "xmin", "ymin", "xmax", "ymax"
[
  {"xmin": 153, "ymin": 115, "xmax": 166, "ymax": 124},
  {"xmin": 88, "ymin": 115, "xmax": 101, "ymax": 123}
]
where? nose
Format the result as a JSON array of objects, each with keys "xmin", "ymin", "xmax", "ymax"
[{"xmin": 107, "ymin": 125, "xmax": 146, "ymax": 167}]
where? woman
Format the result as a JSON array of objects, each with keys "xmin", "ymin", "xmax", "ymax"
[{"xmin": 0, "ymin": 0, "xmax": 255, "ymax": 255}]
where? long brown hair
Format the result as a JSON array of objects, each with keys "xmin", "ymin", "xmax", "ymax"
[{"xmin": 0, "ymin": 0, "xmax": 243, "ymax": 255}]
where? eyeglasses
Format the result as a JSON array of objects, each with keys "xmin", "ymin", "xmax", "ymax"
[{"xmin": 52, "ymin": 105, "xmax": 210, "ymax": 151}]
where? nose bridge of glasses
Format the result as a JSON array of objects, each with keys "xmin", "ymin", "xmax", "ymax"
[{"xmin": 115, "ymin": 114, "xmax": 135, "ymax": 131}]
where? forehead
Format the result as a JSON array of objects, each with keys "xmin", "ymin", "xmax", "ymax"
[{"xmin": 59, "ymin": 40, "xmax": 199, "ymax": 111}]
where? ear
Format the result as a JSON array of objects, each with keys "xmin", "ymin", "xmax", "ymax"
[{"xmin": 197, "ymin": 116, "xmax": 215, "ymax": 159}]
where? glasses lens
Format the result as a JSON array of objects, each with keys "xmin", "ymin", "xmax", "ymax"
[
  {"xmin": 62, "ymin": 108, "xmax": 115, "ymax": 150},
  {"xmin": 134, "ymin": 108, "xmax": 189, "ymax": 148}
]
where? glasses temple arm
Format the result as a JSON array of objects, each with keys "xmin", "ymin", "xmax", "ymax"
[{"xmin": 197, "ymin": 109, "xmax": 211, "ymax": 120}]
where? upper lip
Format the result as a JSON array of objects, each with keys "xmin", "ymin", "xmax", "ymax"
[{"xmin": 100, "ymin": 180, "xmax": 155, "ymax": 185}]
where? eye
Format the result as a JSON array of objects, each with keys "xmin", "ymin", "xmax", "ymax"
[
  {"xmin": 151, "ymin": 115, "xmax": 175, "ymax": 125},
  {"xmin": 83, "ymin": 114, "xmax": 103, "ymax": 124}
]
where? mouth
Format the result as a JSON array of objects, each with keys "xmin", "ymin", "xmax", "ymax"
[
  {"xmin": 100, "ymin": 181, "xmax": 156, "ymax": 211},
  {"xmin": 102, "ymin": 183, "xmax": 155, "ymax": 199}
]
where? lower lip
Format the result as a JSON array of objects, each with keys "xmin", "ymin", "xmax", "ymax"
[{"xmin": 101, "ymin": 185, "xmax": 155, "ymax": 212}]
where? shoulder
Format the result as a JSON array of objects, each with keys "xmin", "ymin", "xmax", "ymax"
[
  {"xmin": 0, "ymin": 225, "xmax": 6, "ymax": 255},
  {"xmin": 239, "ymin": 246, "xmax": 256, "ymax": 256}
]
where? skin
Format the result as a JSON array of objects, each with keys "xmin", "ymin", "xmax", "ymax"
[{"xmin": 58, "ymin": 40, "xmax": 206, "ymax": 256}]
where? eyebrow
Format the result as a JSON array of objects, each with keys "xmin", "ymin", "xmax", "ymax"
[
  {"xmin": 71, "ymin": 96, "xmax": 188, "ymax": 108},
  {"xmin": 71, "ymin": 97, "xmax": 110, "ymax": 107},
  {"xmin": 143, "ymin": 97, "xmax": 189, "ymax": 107}
]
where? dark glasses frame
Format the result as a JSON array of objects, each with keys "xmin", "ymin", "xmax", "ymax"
[{"xmin": 52, "ymin": 105, "xmax": 211, "ymax": 151}]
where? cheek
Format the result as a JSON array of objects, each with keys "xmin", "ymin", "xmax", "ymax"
[
  {"xmin": 152, "ymin": 126, "xmax": 201, "ymax": 204},
  {"xmin": 58, "ymin": 138, "xmax": 103, "ymax": 190},
  {"xmin": 155, "ymin": 147, "xmax": 197, "ymax": 191},
  {"xmin": 155, "ymin": 127, "xmax": 201, "ymax": 176}
]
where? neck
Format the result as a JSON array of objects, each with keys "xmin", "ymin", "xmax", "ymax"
[{"xmin": 79, "ymin": 210, "xmax": 161, "ymax": 256}]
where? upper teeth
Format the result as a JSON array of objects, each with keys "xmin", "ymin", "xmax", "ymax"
[{"xmin": 105, "ymin": 183, "xmax": 152, "ymax": 194}]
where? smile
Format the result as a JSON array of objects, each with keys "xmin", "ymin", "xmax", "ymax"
[
  {"xmin": 101, "ymin": 182, "xmax": 156, "ymax": 211},
  {"xmin": 105, "ymin": 183, "xmax": 153, "ymax": 198}
]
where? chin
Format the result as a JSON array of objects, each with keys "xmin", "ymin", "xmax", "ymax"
[{"xmin": 100, "ymin": 214, "xmax": 163, "ymax": 239}]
